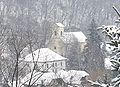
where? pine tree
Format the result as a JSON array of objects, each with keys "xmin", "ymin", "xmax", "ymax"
[
  {"xmin": 100, "ymin": 25, "xmax": 120, "ymax": 87},
  {"xmin": 100, "ymin": 6, "xmax": 120, "ymax": 87},
  {"xmin": 82, "ymin": 19, "xmax": 105, "ymax": 73}
]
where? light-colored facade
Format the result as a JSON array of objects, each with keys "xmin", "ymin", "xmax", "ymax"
[
  {"xmin": 48, "ymin": 23, "xmax": 87, "ymax": 56},
  {"xmin": 24, "ymin": 48, "xmax": 67, "ymax": 73},
  {"xmin": 48, "ymin": 23, "xmax": 65, "ymax": 56}
]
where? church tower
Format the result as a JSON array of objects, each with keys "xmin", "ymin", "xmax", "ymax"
[
  {"xmin": 48, "ymin": 23, "xmax": 65, "ymax": 56},
  {"xmin": 52, "ymin": 23, "xmax": 64, "ymax": 37}
]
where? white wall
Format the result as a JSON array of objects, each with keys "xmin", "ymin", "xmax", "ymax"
[{"xmin": 27, "ymin": 60, "xmax": 66, "ymax": 73}]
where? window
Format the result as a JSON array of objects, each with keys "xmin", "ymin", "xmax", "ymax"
[
  {"xmin": 54, "ymin": 31, "xmax": 57, "ymax": 35},
  {"xmin": 61, "ymin": 31, "xmax": 62, "ymax": 36},
  {"xmin": 61, "ymin": 62, "xmax": 62, "ymax": 66},
  {"xmin": 55, "ymin": 69, "xmax": 57, "ymax": 73},
  {"xmin": 46, "ymin": 64, "xmax": 49, "ymax": 68},
  {"xmin": 55, "ymin": 63, "xmax": 57, "ymax": 67},
  {"xmin": 52, "ymin": 69, "xmax": 54, "ymax": 72},
  {"xmin": 52, "ymin": 63, "xmax": 54, "ymax": 67},
  {"xmin": 54, "ymin": 46, "xmax": 56, "ymax": 49}
]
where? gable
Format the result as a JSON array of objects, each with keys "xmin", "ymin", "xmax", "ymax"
[{"xmin": 24, "ymin": 48, "xmax": 67, "ymax": 62}]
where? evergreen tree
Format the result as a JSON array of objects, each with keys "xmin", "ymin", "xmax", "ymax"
[
  {"xmin": 100, "ymin": 6, "xmax": 120, "ymax": 87},
  {"xmin": 100, "ymin": 25, "xmax": 120, "ymax": 87},
  {"xmin": 82, "ymin": 19, "xmax": 105, "ymax": 73},
  {"xmin": 66, "ymin": 38, "xmax": 80, "ymax": 70}
]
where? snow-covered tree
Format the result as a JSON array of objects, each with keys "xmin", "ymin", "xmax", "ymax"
[
  {"xmin": 99, "ymin": 6, "xmax": 120, "ymax": 87},
  {"xmin": 82, "ymin": 19, "xmax": 105, "ymax": 72}
]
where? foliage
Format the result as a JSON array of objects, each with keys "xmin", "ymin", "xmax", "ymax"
[
  {"xmin": 99, "ymin": 7, "xmax": 120, "ymax": 86},
  {"xmin": 82, "ymin": 19, "xmax": 105, "ymax": 72}
]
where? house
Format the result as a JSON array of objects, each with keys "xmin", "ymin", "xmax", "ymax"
[
  {"xmin": 21, "ymin": 70, "xmax": 90, "ymax": 87},
  {"xmin": 48, "ymin": 23, "xmax": 87, "ymax": 56},
  {"xmin": 21, "ymin": 71, "xmax": 57, "ymax": 87},
  {"xmin": 57, "ymin": 70, "xmax": 90, "ymax": 87},
  {"xmin": 24, "ymin": 48, "xmax": 67, "ymax": 73},
  {"xmin": 48, "ymin": 78, "xmax": 68, "ymax": 87}
]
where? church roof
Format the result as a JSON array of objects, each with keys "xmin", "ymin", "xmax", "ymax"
[
  {"xmin": 56, "ymin": 23, "xmax": 64, "ymax": 27},
  {"xmin": 60, "ymin": 32, "xmax": 87, "ymax": 43},
  {"xmin": 24, "ymin": 48, "xmax": 67, "ymax": 62}
]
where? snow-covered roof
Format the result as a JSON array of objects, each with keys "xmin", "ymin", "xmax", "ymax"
[
  {"xmin": 21, "ymin": 71, "xmax": 57, "ymax": 85},
  {"xmin": 60, "ymin": 32, "xmax": 74, "ymax": 43},
  {"xmin": 60, "ymin": 32, "xmax": 87, "ymax": 43},
  {"xmin": 21, "ymin": 70, "xmax": 89, "ymax": 86},
  {"xmin": 24, "ymin": 48, "xmax": 67, "ymax": 62},
  {"xmin": 57, "ymin": 70, "xmax": 89, "ymax": 84},
  {"xmin": 104, "ymin": 58, "xmax": 112, "ymax": 70},
  {"xmin": 56, "ymin": 23, "xmax": 64, "ymax": 27},
  {"xmin": 72, "ymin": 32, "xmax": 87, "ymax": 42}
]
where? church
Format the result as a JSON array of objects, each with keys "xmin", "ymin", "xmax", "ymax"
[{"xmin": 48, "ymin": 23, "xmax": 87, "ymax": 57}]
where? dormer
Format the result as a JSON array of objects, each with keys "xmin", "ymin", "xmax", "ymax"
[{"xmin": 53, "ymin": 23, "xmax": 64, "ymax": 37}]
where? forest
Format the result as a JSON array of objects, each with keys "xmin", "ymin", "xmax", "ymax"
[{"xmin": 0, "ymin": 0, "xmax": 120, "ymax": 87}]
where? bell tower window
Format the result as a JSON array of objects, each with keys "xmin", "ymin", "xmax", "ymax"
[
  {"xmin": 61, "ymin": 31, "xmax": 62, "ymax": 36},
  {"xmin": 54, "ymin": 46, "xmax": 56, "ymax": 49},
  {"xmin": 54, "ymin": 31, "xmax": 57, "ymax": 36}
]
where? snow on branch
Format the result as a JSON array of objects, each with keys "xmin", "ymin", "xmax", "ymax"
[{"xmin": 113, "ymin": 6, "xmax": 120, "ymax": 17}]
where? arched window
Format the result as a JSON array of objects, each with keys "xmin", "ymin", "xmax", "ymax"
[
  {"xmin": 52, "ymin": 63, "xmax": 54, "ymax": 67},
  {"xmin": 55, "ymin": 63, "xmax": 57, "ymax": 67},
  {"xmin": 61, "ymin": 31, "xmax": 62, "ymax": 36},
  {"xmin": 54, "ymin": 31, "xmax": 57, "ymax": 36},
  {"xmin": 46, "ymin": 64, "xmax": 49, "ymax": 68},
  {"xmin": 54, "ymin": 46, "xmax": 56, "ymax": 49},
  {"xmin": 61, "ymin": 62, "xmax": 62, "ymax": 66}
]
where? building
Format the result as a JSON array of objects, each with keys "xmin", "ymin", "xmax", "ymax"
[
  {"xmin": 24, "ymin": 48, "xmax": 67, "ymax": 73},
  {"xmin": 21, "ymin": 70, "xmax": 90, "ymax": 87},
  {"xmin": 57, "ymin": 70, "xmax": 90, "ymax": 87},
  {"xmin": 48, "ymin": 23, "xmax": 87, "ymax": 56},
  {"xmin": 48, "ymin": 78, "xmax": 68, "ymax": 87},
  {"xmin": 21, "ymin": 71, "xmax": 57, "ymax": 87}
]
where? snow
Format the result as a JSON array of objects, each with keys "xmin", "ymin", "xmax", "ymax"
[
  {"xmin": 68, "ymin": 85, "xmax": 74, "ymax": 87},
  {"xmin": 98, "ymin": 25, "xmax": 117, "ymax": 34},
  {"xmin": 21, "ymin": 70, "xmax": 89, "ymax": 86},
  {"xmin": 72, "ymin": 32, "xmax": 87, "ymax": 42},
  {"xmin": 112, "ymin": 76, "xmax": 120, "ymax": 87},
  {"xmin": 8, "ymin": 80, "xmax": 23, "ymax": 87},
  {"xmin": 0, "ymin": 2, "xmax": 4, "ymax": 11},
  {"xmin": 113, "ymin": 6, "xmax": 120, "ymax": 17},
  {"xmin": 21, "ymin": 71, "xmax": 42, "ymax": 85},
  {"xmin": 24, "ymin": 48, "xmax": 67, "ymax": 62},
  {"xmin": 116, "ymin": 29, "xmax": 120, "ymax": 34},
  {"xmin": 60, "ymin": 32, "xmax": 74, "ymax": 43},
  {"xmin": 21, "ymin": 71, "xmax": 57, "ymax": 86},
  {"xmin": 61, "ymin": 32, "xmax": 87, "ymax": 43},
  {"xmin": 56, "ymin": 23, "xmax": 64, "ymax": 27},
  {"xmin": 103, "ymin": 25, "xmax": 117, "ymax": 34},
  {"xmin": 67, "ymin": 70, "xmax": 89, "ymax": 84},
  {"xmin": 112, "ymin": 77, "xmax": 120, "ymax": 83},
  {"xmin": 57, "ymin": 70, "xmax": 68, "ymax": 79},
  {"xmin": 57, "ymin": 70, "xmax": 89, "ymax": 84},
  {"xmin": 105, "ymin": 58, "xmax": 112, "ymax": 70},
  {"xmin": 88, "ymin": 80, "xmax": 108, "ymax": 87},
  {"xmin": 106, "ymin": 43, "xmax": 115, "ymax": 52},
  {"xmin": 68, "ymin": 70, "xmax": 89, "ymax": 79}
]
